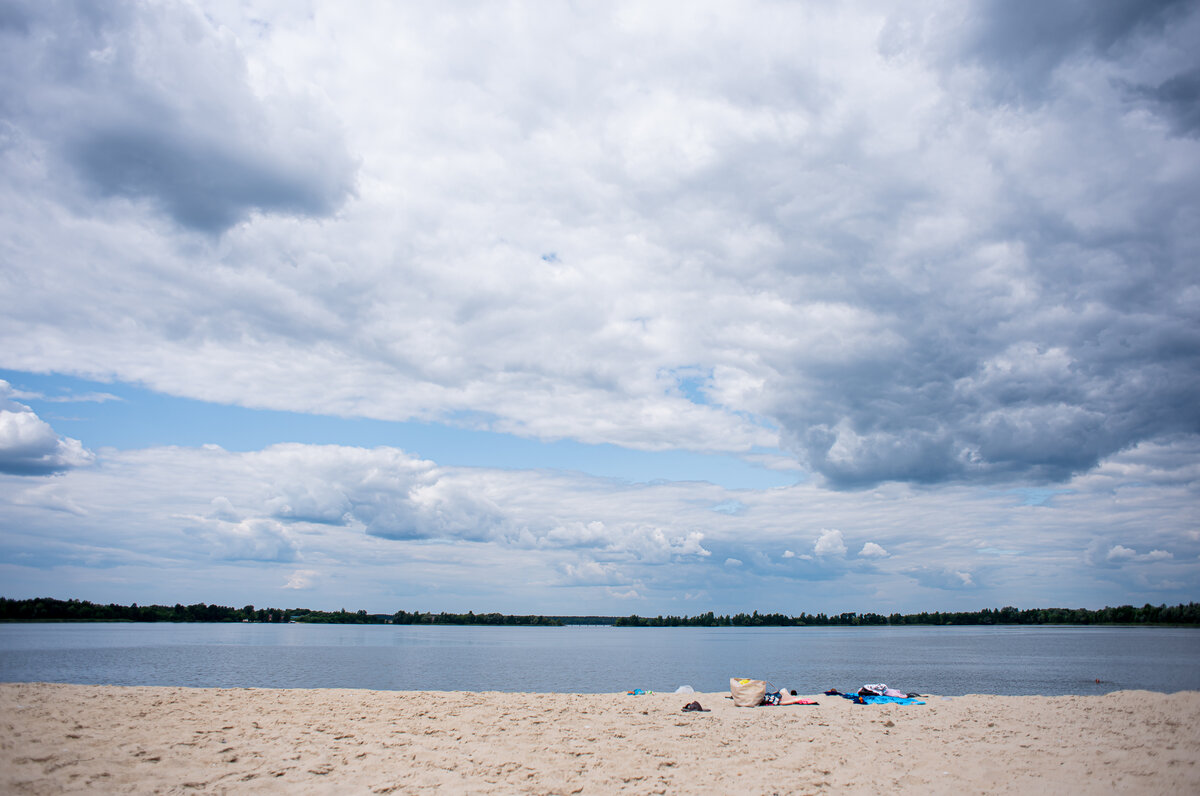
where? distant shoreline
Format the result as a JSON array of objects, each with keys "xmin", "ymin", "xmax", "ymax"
[
  {"xmin": 3, "ymin": 596, "xmax": 1199, "ymax": 627},
  {"xmin": 4, "ymin": 618, "xmax": 1200, "ymax": 628}
]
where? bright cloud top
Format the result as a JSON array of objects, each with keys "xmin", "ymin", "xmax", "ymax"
[{"xmin": 0, "ymin": 382, "xmax": 93, "ymax": 476}]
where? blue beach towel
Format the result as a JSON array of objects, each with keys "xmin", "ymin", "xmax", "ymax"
[{"xmin": 853, "ymin": 694, "xmax": 925, "ymax": 705}]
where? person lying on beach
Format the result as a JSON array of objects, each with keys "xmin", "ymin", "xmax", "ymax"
[{"xmin": 762, "ymin": 689, "xmax": 815, "ymax": 706}]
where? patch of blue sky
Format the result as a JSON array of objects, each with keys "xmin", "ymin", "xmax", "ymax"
[
  {"xmin": 1005, "ymin": 487, "xmax": 1074, "ymax": 506},
  {"xmin": 709, "ymin": 500, "xmax": 748, "ymax": 515},
  {"xmin": 3, "ymin": 369, "xmax": 797, "ymax": 490},
  {"xmin": 659, "ymin": 365, "xmax": 712, "ymax": 406},
  {"xmin": 676, "ymin": 374, "xmax": 710, "ymax": 406}
]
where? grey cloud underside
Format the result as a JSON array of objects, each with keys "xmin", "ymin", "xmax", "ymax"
[
  {"xmin": 70, "ymin": 127, "xmax": 351, "ymax": 233},
  {"xmin": 768, "ymin": 1, "xmax": 1200, "ymax": 488},
  {"xmin": 1131, "ymin": 68, "xmax": 1200, "ymax": 136},
  {"xmin": 777, "ymin": 260, "xmax": 1200, "ymax": 488},
  {"xmin": 959, "ymin": 0, "xmax": 1192, "ymax": 102},
  {"xmin": 0, "ymin": 0, "xmax": 355, "ymax": 232},
  {"xmin": 952, "ymin": 0, "xmax": 1200, "ymax": 139},
  {"xmin": 0, "ymin": 447, "xmax": 88, "ymax": 476}
]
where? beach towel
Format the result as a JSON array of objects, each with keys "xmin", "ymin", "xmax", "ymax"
[{"xmin": 854, "ymin": 694, "xmax": 925, "ymax": 705}]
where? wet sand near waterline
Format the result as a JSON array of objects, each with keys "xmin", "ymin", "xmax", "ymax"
[{"xmin": 2, "ymin": 683, "xmax": 1197, "ymax": 794}]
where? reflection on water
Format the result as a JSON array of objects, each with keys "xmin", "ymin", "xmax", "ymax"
[{"xmin": 1, "ymin": 623, "xmax": 1197, "ymax": 695}]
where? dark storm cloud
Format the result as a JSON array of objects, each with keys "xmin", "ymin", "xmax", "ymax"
[
  {"xmin": 964, "ymin": 0, "xmax": 1200, "ymax": 139},
  {"xmin": 779, "ymin": 286, "xmax": 1200, "ymax": 489},
  {"xmin": 761, "ymin": 1, "xmax": 1200, "ymax": 490},
  {"xmin": 960, "ymin": 0, "xmax": 1191, "ymax": 102},
  {"xmin": 0, "ymin": 0, "xmax": 355, "ymax": 232},
  {"xmin": 69, "ymin": 127, "xmax": 352, "ymax": 233},
  {"xmin": 1129, "ymin": 68, "xmax": 1200, "ymax": 137}
]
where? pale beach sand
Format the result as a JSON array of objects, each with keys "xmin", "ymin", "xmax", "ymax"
[{"xmin": 2, "ymin": 683, "xmax": 1197, "ymax": 794}]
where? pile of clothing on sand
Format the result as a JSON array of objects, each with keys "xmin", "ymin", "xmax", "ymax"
[
  {"xmin": 660, "ymin": 680, "xmax": 930, "ymax": 711},
  {"xmin": 824, "ymin": 683, "xmax": 926, "ymax": 705}
]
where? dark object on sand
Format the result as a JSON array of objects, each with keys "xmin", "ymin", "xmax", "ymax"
[{"xmin": 682, "ymin": 701, "xmax": 710, "ymax": 712}]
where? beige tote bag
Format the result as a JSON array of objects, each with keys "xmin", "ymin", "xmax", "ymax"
[{"xmin": 730, "ymin": 677, "xmax": 767, "ymax": 707}]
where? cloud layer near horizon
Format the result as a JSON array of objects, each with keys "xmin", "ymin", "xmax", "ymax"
[{"xmin": 1, "ymin": 438, "xmax": 1196, "ymax": 613}]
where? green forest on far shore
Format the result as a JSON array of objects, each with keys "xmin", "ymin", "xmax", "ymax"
[{"xmin": 2, "ymin": 597, "xmax": 1198, "ymax": 627}]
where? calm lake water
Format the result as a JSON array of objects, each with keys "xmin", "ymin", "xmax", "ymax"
[{"xmin": 1, "ymin": 623, "xmax": 1197, "ymax": 696}]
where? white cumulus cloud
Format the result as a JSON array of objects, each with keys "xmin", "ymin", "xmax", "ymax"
[
  {"xmin": 1108, "ymin": 544, "xmax": 1175, "ymax": 564},
  {"xmin": 1107, "ymin": 545, "xmax": 1137, "ymax": 561},
  {"xmin": 283, "ymin": 570, "xmax": 319, "ymax": 590},
  {"xmin": 0, "ymin": 382, "xmax": 94, "ymax": 475},
  {"xmin": 814, "ymin": 529, "xmax": 847, "ymax": 557},
  {"xmin": 859, "ymin": 542, "xmax": 889, "ymax": 559},
  {"xmin": 191, "ymin": 517, "xmax": 296, "ymax": 563}
]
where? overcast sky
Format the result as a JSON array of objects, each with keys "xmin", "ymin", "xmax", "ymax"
[{"xmin": 1, "ymin": 0, "xmax": 1197, "ymax": 615}]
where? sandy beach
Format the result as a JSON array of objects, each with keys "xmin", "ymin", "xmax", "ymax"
[{"xmin": 2, "ymin": 683, "xmax": 1197, "ymax": 794}]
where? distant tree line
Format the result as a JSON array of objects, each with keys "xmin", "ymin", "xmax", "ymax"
[
  {"xmin": 0, "ymin": 598, "xmax": 560, "ymax": 626},
  {"xmin": 0, "ymin": 598, "xmax": 291, "ymax": 624},
  {"xmin": 289, "ymin": 608, "xmax": 389, "ymax": 624},
  {"xmin": 613, "ymin": 603, "xmax": 1200, "ymax": 626},
  {"xmin": 3, "ymin": 597, "xmax": 1198, "ymax": 627},
  {"xmin": 390, "ymin": 610, "xmax": 562, "ymax": 626},
  {"xmin": 615, "ymin": 611, "xmax": 888, "ymax": 627}
]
